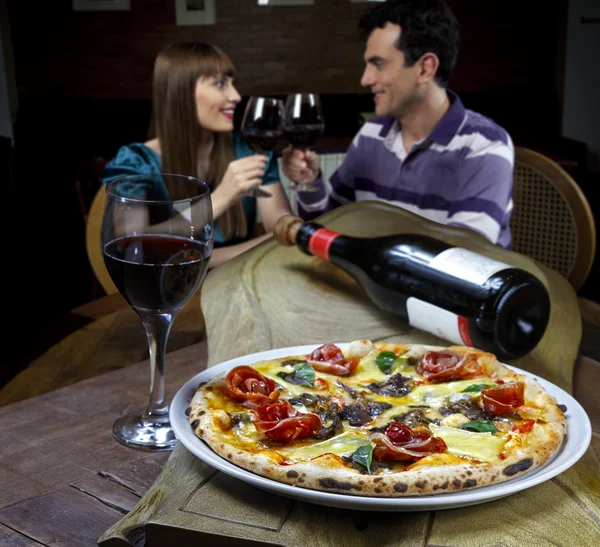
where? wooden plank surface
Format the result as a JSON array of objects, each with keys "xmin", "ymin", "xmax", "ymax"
[
  {"xmin": 0, "ymin": 290, "xmax": 204, "ymax": 407},
  {"xmin": 0, "ymin": 487, "xmax": 127, "ymax": 547},
  {"xmin": 0, "ymin": 523, "xmax": 46, "ymax": 547},
  {"xmin": 0, "ymin": 343, "xmax": 207, "ymax": 546}
]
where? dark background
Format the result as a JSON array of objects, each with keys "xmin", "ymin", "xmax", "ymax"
[{"xmin": 2, "ymin": 0, "xmax": 598, "ymax": 386}]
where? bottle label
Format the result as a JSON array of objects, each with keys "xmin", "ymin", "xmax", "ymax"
[
  {"xmin": 429, "ymin": 248, "xmax": 510, "ymax": 285},
  {"xmin": 308, "ymin": 228, "xmax": 339, "ymax": 261},
  {"xmin": 406, "ymin": 297, "xmax": 472, "ymax": 347}
]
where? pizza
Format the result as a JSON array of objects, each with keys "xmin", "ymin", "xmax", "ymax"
[{"xmin": 187, "ymin": 340, "xmax": 566, "ymax": 496}]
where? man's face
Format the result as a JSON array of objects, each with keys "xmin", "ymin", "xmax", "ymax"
[{"xmin": 360, "ymin": 23, "xmax": 421, "ymax": 119}]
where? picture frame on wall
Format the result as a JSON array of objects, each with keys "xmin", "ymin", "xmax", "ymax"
[
  {"xmin": 72, "ymin": 0, "xmax": 130, "ymax": 11},
  {"xmin": 257, "ymin": 1, "xmax": 315, "ymax": 6},
  {"xmin": 176, "ymin": 0, "xmax": 216, "ymax": 26}
]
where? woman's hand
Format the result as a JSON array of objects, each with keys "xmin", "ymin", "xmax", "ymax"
[
  {"xmin": 211, "ymin": 155, "xmax": 269, "ymax": 220},
  {"xmin": 281, "ymin": 147, "xmax": 320, "ymax": 186}
]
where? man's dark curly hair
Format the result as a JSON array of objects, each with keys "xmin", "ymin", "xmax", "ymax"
[{"xmin": 358, "ymin": 0, "xmax": 460, "ymax": 87}]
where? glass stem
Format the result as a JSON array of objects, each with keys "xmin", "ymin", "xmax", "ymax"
[{"xmin": 140, "ymin": 312, "xmax": 174, "ymax": 419}]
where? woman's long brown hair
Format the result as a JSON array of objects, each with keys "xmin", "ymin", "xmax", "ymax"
[{"xmin": 150, "ymin": 42, "xmax": 246, "ymax": 240}]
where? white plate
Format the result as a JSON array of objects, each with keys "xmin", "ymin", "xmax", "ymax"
[{"xmin": 170, "ymin": 343, "xmax": 592, "ymax": 511}]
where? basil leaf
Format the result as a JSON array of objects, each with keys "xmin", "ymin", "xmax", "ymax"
[
  {"xmin": 294, "ymin": 363, "xmax": 315, "ymax": 387},
  {"xmin": 460, "ymin": 420, "xmax": 499, "ymax": 434},
  {"xmin": 277, "ymin": 363, "xmax": 315, "ymax": 387},
  {"xmin": 461, "ymin": 383, "xmax": 496, "ymax": 393},
  {"xmin": 351, "ymin": 444, "xmax": 374, "ymax": 474},
  {"xmin": 376, "ymin": 351, "xmax": 397, "ymax": 374},
  {"xmin": 376, "ymin": 350, "xmax": 411, "ymax": 374}
]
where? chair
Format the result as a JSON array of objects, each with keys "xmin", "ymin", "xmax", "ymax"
[
  {"xmin": 86, "ymin": 185, "xmax": 118, "ymax": 295},
  {"xmin": 510, "ymin": 147, "xmax": 596, "ymax": 291}
]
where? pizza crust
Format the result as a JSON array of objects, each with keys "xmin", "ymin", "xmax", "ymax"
[{"xmin": 188, "ymin": 343, "xmax": 566, "ymax": 497}]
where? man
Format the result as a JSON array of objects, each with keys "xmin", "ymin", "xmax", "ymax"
[{"xmin": 281, "ymin": 0, "xmax": 514, "ymax": 248}]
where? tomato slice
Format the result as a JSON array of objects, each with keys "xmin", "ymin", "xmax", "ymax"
[
  {"xmin": 481, "ymin": 382, "xmax": 525, "ymax": 416},
  {"xmin": 226, "ymin": 366, "xmax": 279, "ymax": 405},
  {"xmin": 253, "ymin": 401, "xmax": 321, "ymax": 443}
]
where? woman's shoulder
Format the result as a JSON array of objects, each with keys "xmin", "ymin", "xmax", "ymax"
[
  {"xmin": 103, "ymin": 142, "xmax": 162, "ymax": 184},
  {"xmin": 108, "ymin": 142, "xmax": 161, "ymax": 168}
]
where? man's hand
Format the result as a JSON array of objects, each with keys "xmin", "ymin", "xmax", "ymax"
[{"xmin": 281, "ymin": 147, "xmax": 320, "ymax": 186}]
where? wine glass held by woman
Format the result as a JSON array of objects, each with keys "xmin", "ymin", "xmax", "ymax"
[
  {"xmin": 102, "ymin": 42, "xmax": 293, "ymax": 269},
  {"xmin": 242, "ymin": 97, "xmax": 284, "ymax": 156},
  {"xmin": 241, "ymin": 96, "xmax": 285, "ymax": 198}
]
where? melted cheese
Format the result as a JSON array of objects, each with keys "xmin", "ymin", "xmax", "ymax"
[
  {"xmin": 369, "ymin": 404, "xmax": 413, "ymax": 428},
  {"xmin": 351, "ymin": 350, "xmax": 388, "ymax": 384},
  {"xmin": 278, "ymin": 431, "xmax": 371, "ymax": 461},
  {"xmin": 407, "ymin": 378, "xmax": 496, "ymax": 408},
  {"xmin": 256, "ymin": 361, "xmax": 321, "ymax": 397},
  {"xmin": 430, "ymin": 424, "xmax": 506, "ymax": 463},
  {"xmin": 255, "ymin": 360, "xmax": 347, "ymax": 398},
  {"xmin": 352, "ymin": 350, "xmax": 419, "ymax": 385}
]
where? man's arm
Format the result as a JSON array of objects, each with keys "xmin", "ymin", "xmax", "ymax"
[
  {"xmin": 447, "ymin": 137, "xmax": 515, "ymax": 247},
  {"xmin": 296, "ymin": 139, "xmax": 362, "ymax": 221}
]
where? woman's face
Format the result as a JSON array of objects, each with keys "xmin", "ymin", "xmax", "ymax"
[{"xmin": 194, "ymin": 75, "xmax": 241, "ymax": 132}]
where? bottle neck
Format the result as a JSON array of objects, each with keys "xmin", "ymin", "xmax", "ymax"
[{"xmin": 296, "ymin": 223, "xmax": 341, "ymax": 262}]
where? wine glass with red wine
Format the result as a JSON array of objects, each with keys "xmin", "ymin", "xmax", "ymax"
[
  {"xmin": 241, "ymin": 96, "xmax": 284, "ymax": 198},
  {"xmin": 283, "ymin": 93, "xmax": 324, "ymax": 192},
  {"xmin": 102, "ymin": 173, "xmax": 213, "ymax": 450}
]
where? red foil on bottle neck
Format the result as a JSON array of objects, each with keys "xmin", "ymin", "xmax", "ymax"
[
  {"xmin": 308, "ymin": 228, "xmax": 339, "ymax": 261},
  {"xmin": 458, "ymin": 316, "xmax": 473, "ymax": 347}
]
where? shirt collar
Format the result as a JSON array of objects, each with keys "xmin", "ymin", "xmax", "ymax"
[
  {"xmin": 428, "ymin": 90, "xmax": 465, "ymax": 146},
  {"xmin": 379, "ymin": 90, "xmax": 466, "ymax": 148}
]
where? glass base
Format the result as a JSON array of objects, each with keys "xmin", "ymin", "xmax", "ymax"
[
  {"xmin": 112, "ymin": 412, "xmax": 178, "ymax": 451},
  {"xmin": 292, "ymin": 182, "xmax": 319, "ymax": 193}
]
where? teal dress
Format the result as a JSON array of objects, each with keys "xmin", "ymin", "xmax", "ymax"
[{"xmin": 102, "ymin": 133, "xmax": 279, "ymax": 247}]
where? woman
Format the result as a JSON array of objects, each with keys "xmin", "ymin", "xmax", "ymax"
[{"xmin": 103, "ymin": 42, "xmax": 292, "ymax": 268}]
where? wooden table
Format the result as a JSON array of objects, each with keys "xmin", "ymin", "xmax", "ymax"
[
  {"xmin": 0, "ymin": 343, "xmax": 208, "ymax": 547},
  {"xmin": 1, "ymin": 223, "xmax": 600, "ymax": 543},
  {"xmin": 0, "ymin": 291, "xmax": 204, "ymax": 407}
]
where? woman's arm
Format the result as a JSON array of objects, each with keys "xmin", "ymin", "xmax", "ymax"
[
  {"xmin": 257, "ymin": 182, "xmax": 293, "ymax": 233},
  {"xmin": 208, "ymin": 233, "xmax": 272, "ymax": 269}
]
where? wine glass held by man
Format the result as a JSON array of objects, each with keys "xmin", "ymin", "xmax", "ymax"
[
  {"xmin": 103, "ymin": 42, "xmax": 293, "ymax": 268},
  {"xmin": 282, "ymin": 93, "xmax": 324, "ymax": 193},
  {"xmin": 281, "ymin": 0, "xmax": 515, "ymax": 250}
]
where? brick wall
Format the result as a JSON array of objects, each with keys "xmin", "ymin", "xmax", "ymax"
[{"xmin": 8, "ymin": 0, "xmax": 564, "ymax": 99}]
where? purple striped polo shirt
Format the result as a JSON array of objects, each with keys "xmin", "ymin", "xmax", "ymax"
[{"xmin": 297, "ymin": 91, "xmax": 514, "ymax": 248}]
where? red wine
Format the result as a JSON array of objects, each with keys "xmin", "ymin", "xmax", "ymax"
[
  {"xmin": 284, "ymin": 125, "xmax": 323, "ymax": 148},
  {"xmin": 104, "ymin": 235, "xmax": 210, "ymax": 314},
  {"xmin": 275, "ymin": 217, "xmax": 550, "ymax": 361},
  {"xmin": 242, "ymin": 130, "xmax": 283, "ymax": 154}
]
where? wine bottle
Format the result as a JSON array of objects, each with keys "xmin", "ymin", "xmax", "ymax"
[{"xmin": 274, "ymin": 215, "xmax": 551, "ymax": 361}]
